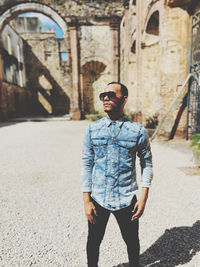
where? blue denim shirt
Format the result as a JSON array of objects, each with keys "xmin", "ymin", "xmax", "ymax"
[{"xmin": 81, "ymin": 116, "xmax": 153, "ymax": 211}]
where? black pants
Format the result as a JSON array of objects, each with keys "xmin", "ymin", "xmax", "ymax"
[{"xmin": 87, "ymin": 196, "xmax": 139, "ymax": 267}]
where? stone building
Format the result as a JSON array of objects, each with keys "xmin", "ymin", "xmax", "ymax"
[
  {"xmin": 1, "ymin": 23, "xmax": 30, "ymax": 117},
  {"xmin": 0, "ymin": 0, "xmax": 200, "ymax": 138},
  {"xmin": 120, "ymin": 0, "xmax": 200, "ymax": 137},
  {"xmin": 11, "ymin": 17, "xmax": 71, "ymax": 115}
]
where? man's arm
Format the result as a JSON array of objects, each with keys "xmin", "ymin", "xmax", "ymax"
[
  {"xmin": 131, "ymin": 126, "xmax": 153, "ymax": 221},
  {"xmin": 81, "ymin": 125, "xmax": 97, "ymax": 223}
]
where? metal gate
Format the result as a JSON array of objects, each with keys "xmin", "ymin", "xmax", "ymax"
[{"xmin": 186, "ymin": 11, "xmax": 200, "ymax": 138}]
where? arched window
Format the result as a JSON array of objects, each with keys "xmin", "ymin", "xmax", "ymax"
[{"xmin": 146, "ymin": 11, "xmax": 159, "ymax": 36}]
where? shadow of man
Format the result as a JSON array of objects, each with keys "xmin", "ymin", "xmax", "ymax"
[{"xmin": 114, "ymin": 220, "xmax": 200, "ymax": 267}]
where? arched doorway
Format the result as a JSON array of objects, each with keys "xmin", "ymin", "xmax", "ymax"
[{"xmin": 81, "ymin": 60, "xmax": 106, "ymax": 114}]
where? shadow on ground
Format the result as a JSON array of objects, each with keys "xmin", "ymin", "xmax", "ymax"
[{"xmin": 114, "ymin": 221, "xmax": 200, "ymax": 267}]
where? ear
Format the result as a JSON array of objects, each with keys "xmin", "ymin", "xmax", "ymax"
[{"xmin": 123, "ymin": 96, "xmax": 128, "ymax": 104}]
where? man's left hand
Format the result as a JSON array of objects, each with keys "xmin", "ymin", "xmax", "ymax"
[
  {"xmin": 131, "ymin": 198, "xmax": 147, "ymax": 221},
  {"xmin": 131, "ymin": 188, "xmax": 149, "ymax": 221}
]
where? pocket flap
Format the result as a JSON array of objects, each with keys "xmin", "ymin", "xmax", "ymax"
[
  {"xmin": 118, "ymin": 140, "xmax": 136, "ymax": 148},
  {"xmin": 92, "ymin": 139, "xmax": 108, "ymax": 146}
]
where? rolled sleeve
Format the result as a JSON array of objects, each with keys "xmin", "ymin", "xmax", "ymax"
[
  {"xmin": 137, "ymin": 126, "xmax": 153, "ymax": 188},
  {"xmin": 80, "ymin": 124, "xmax": 94, "ymax": 192}
]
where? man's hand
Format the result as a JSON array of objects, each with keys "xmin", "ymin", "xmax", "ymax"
[
  {"xmin": 83, "ymin": 192, "xmax": 98, "ymax": 224},
  {"xmin": 131, "ymin": 188, "xmax": 149, "ymax": 221},
  {"xmin": 84, "ymin": 201, "xmax": 98, "ymax": 224}
]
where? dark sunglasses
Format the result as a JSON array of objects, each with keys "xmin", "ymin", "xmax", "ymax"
[{"xmin": 99, "ymin": 91, "xmax": 117, "ymax": 101}]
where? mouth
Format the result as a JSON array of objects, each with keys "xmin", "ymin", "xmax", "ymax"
[{"xmin": 103, "ymin": 103, "xmax": 111, "ymax": 108}]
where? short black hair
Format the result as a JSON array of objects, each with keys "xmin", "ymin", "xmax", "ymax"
[{"xmin": 107, "ymin": 82, "xmax": 128, "ymax": 96}]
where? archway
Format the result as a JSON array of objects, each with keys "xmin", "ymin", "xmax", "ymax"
[
  {"xmin": 0, "ymin": 3, "xmax": 70, "ymax": 118},
  {"xmin": 81, "ymin": 60, "xmax": 106, "ymax": 114},
  {"xmin": 0, "ymin": 3, "xmax": 68, "ymax": 37}
]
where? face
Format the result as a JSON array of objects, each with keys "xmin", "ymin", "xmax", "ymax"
[{"xmin": 100, "ymin": 84, "xmax": 127, "ymax": 114}]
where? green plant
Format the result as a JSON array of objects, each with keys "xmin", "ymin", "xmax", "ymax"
[
  {"xmin": 85, "ymin": 110, "xmax": 104, "ymax": 121},
  {"xmin": 145, "ymin": 114, "xmax": 159, "ymax": 129},
  {"xmin": 190, "ymin": 133, "xmax": 200, "ymax": 151},
  {"xmin": 90, "ymin": 109, "xmax": 99, "ymax": 115}
]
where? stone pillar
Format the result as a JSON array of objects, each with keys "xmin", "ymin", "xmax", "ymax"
[
  {"xmin": 124, "ymin": 8, "xmax": 129, "ymax": 84},
  {"xmin": 80, "ymin": 73, "xmax": 84, "ymax": 115},
  {"xmin": 110, "ymin": 23, "xmax": 120, "ymax": 82},
  {"xmin": 69, "ymin": 25, "xmax": 81, "ymax": 120},
  {"xmin": 159, "ymin": 5, "xmax": 190, "ymax": 134},
  {"xmin": 0, "ymin": 46, "xmax": 7, "ymax": 120},
  {"xmin": 135, "ymin": 0, "xmax": 143, "ymax": 122}
]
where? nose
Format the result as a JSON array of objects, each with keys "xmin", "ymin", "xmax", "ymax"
[{"xmin": 104, "ymin": 95, "xmax": 109, "ymax": 101}]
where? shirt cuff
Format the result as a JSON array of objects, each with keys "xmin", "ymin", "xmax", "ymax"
[
  {"xmin": 141, "ymin": 181, "xmax": 151, "ymax": 188},
  {"xmin": 82, "ymin": 186, "xmax": 92, "ymax": 192}
]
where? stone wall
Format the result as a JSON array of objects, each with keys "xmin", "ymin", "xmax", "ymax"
[
  {"xmin": 21, "ymin": 32, "xmax": 71, "ymax": 115},
  {"xmin": 3, "ymin": 82, "xmax": 32, "ymax": 117},
  {"xmin": 120, "ymin": 0, "xmax": 193, "ymax": 137}
]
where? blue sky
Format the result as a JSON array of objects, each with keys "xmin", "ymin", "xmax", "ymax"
[{"xmin": 19, "ymin": 12, "xmax": 63, "ymax": 38}]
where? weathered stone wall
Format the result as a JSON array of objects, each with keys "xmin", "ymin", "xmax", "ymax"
[
  {"xmin": 120, "ymin": 0, "xmax": 192, "ymax": 137},
  {"xmin": 3, "ymin": 81, "xmax": 32, "ymax": 117},
  {"xmin": 22, "ymin": 32, "xmax": 71, "ymax": 115}
]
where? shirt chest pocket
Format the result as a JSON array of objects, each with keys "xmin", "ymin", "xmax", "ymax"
[
  {"xmin": 92, "ymin": 139, "xmax": 108, "ymax": 158},
  {"xmin": 118, "ymin": 140, "xmax": 136, "ymax": 159}
]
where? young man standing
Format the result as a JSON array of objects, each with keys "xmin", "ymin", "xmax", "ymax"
[{"xmin": 81, "ymin": 82, "xmax": 153, "ymax": 267}]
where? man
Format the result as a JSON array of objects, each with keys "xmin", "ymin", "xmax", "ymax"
[{"xmin": 81, "ymin": 82, "xmax": 153, "ymax": 267}]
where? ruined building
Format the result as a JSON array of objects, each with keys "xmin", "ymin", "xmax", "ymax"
[{"xmin": 0, "ymin": 0, "xmax": 200, "ymax": 138}]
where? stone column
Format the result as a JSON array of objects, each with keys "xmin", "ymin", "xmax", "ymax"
[
  {"xmin": 135, "ymin": 0, "xmax": 143, "ymax": 122},
  {"xmin": 69, "ymin": 25, "xmax": 81, "ymax": 120},
  {"xmin": 0, "ymin": 46, "xmax": 7, "ymax": 120},
  {"xmin": 110, "ymin": 23, "xmax": 120, "ymax": 82},
  {"xmin": 124, "ymin": 7, "xmax": 130, "ymax": 84}
]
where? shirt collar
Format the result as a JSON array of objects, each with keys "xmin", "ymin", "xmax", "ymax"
[{"xmin": 105, "ymin": 116, "xmax": 125, "ymax": 127}]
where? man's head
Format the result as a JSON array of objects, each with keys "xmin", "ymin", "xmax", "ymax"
[{"xmin": 99, "ymin": 82, "xmax": 128, "ymax": 116}]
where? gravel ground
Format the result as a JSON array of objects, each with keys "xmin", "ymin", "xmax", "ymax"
[{"xmin": 0, "ymin": 120, "xmax": 199, "ymax": 267}]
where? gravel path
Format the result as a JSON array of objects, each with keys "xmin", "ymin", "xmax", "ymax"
[{"xmin": 0, "ymin": 121, "xmax": 199, "ymax": 267}]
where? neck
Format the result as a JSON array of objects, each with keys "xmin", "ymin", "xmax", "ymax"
[{"xmin": 106, "ymin": 111, "xmax": 123, "ymax": 121}]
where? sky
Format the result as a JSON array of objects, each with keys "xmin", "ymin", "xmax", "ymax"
[{"xmin": 19, "ymin": 12, "xmax": 63, "ymax": 38}]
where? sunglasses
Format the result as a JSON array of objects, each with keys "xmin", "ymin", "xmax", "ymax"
[{"xmin": 99, "ymin": 91, "xmax": 117, "ymax": 101}]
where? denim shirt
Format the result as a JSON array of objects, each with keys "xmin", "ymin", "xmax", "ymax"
[{"xmin": 81, "ymin": 116, "xmax": 153, "ymax": 211}]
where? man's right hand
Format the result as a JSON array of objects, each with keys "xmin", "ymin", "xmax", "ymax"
[{"xmin": 84, "ymin": 201, "xmax": 98, "ymax": 224}]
